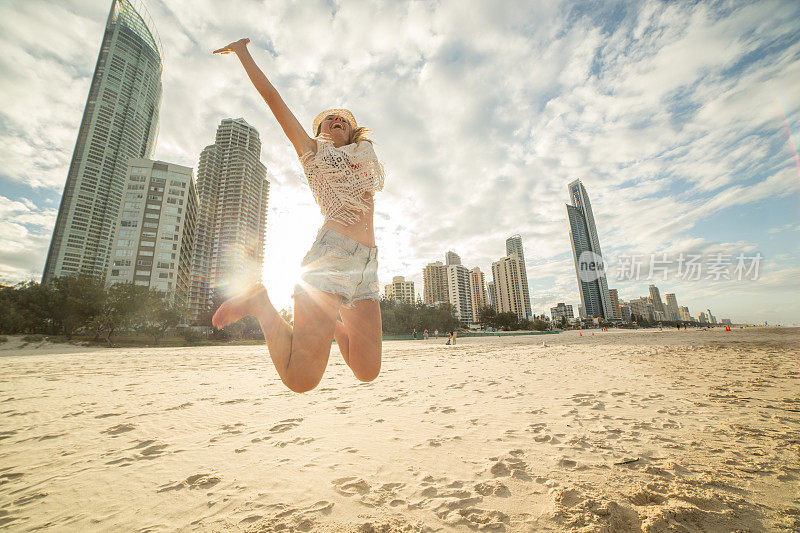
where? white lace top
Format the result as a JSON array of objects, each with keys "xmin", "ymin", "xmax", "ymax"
[{"xmin": 299, "ymin": 136, "xmax": 385, "ymax": 225}]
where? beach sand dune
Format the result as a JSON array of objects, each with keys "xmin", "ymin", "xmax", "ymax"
[{"xmin": 0, "ymin": 328, "xmax": 798, "ymax": 531}]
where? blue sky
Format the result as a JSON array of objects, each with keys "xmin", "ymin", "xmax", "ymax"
[{"xmin": 0, "ymin": 0, "xmax": 798, "ymax": 324}]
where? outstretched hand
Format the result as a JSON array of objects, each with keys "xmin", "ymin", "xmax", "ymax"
[{"xmin": 213, "ymin": 38, "xmax": 250, "ymax": 55}]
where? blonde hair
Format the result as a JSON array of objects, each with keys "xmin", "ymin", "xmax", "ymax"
[
  {"xmin": 349, "ymin": 126, "xmax": 373, "ymax": 145},
  {"xmin": 315, "ymin": 123, "xmax": 373, "ymax": 145}
]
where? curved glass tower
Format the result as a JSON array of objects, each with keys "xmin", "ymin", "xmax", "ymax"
[
  {"xmin": 566, "ymin": 179, "xmax": 614, "ymax": 320},
  {"xmin": 43, "ymin": 0, "xmax": 163, "ymax": 283}
]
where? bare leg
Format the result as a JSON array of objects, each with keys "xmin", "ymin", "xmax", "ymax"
[
  {"xmin": 212, "ymin": 284, "xmax": 341, "ymax": 392},
  {"xmin": 338, "ymin": 299, "xmax": 382, "ymax": 382}
]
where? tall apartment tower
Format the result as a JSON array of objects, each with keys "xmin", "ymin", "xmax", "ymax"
[
  {"xmin": 469, "ymin": 267, "xmax": 488, "ymax": 315},
  {"xmin": 664, "ymin": 293, "xmax": 680, "ymax": 321},
  {"xmin": 106, "ymin": 159, "xmax": 198, "ymax": 304},
  {"xmin": 384, "ymin": 276, "xmax": 415, "ymax": 305},
  {"xmin": 486, "ymin": 281, "xmax": 496, "ymax": 311},
  {"xmin": 505, "ymin": 235, "xmax": 532, "ymax": 319},
  {"xmin": 491, "ymin": 254, "xmax": 528, "ymax": 321},
  {"xmin": 423, "ymin": 261, "xmax": 449, "ymax": 305},
  {"xmin": 446, "ymin": 264, "xmax": 474, "ymax": 324},
  {"xmin": 445, "ymin": 251, "xmax": 461, "ymax": 266},
  {"xmin": 189, "ymin": 118, "xmax": 269, "ymax": 320},
  {"xmin": 566, "ymin": 180, "xmax": 614, "ymax": 320},
  {"xmin": 608, "ymin": 288, "xmax": 623, "ymax": 320},
  {"xmin": 43, "ymin": 0, "xmax": 163, "ymax": 283},
  {"xmin": 649, "ymin": 285, "xmax": 666, "ymax": 317}
]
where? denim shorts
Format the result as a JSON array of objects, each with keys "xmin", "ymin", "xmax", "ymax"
[{"xmin": 295, "ymin": 228, "xmax": 380, "ymax": 307}]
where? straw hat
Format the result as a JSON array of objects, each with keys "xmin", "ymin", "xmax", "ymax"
[{"xmin": 312, "ymin": 109, "xmax": 357, "ymax": 136}]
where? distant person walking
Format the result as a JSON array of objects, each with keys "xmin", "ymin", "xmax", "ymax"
[
  {"xmin": 423, "ymin": 329, "xmax": 429, "ymax": 340},
  {"xmin": 412, "ymin": 329, "xmax": 417, "ymax": 340},
  {"xmin": 434, "ymin": 329, "xmax": 439, "ymax": 339}
]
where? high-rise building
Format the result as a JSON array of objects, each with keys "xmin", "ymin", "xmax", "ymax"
[
  {"xmin": 649, "ymin": 285, "xmax": 666, "ymax": 316},
  {"xmin": 43, "ymin": 0, "xmax": 163, "ymax": 283},
  {"xmin": 445, "ymin": 251, "xmax": 461, "ymax": 266},
  {"xmin": 189, "ymin": 118, "xmax": 269, "ymax": 321},
  {"xmin": 664, "ymin": 293, "xmax": 680, "ymax": 321},
  {"xmin": 423, "ymin": 261, "xmax": 448, "ymax": 305},
  {"xmin": 678, "ymin": 306, "xmax": 693, "ymax": 322},
  {"xmin": 706, "ymin": 309, "xmax": 717, "ymax": 325},
  {"xmin": 106, "ymin": 159, "xmax": 197, "ymax": 304},
  {"xmin": 608, "ymin": 288, "xmax": 623, "ymax": 320},
  {"xmin": 446, "ymin": 264, "xmax": 474, "ymax": 324},
  {"xmin": 566, "ymin": 180, "xmax": 614, "ymax": 320},
  {"xmin": 469, "ymin": 267, "xmax": 488, "ymax": 315},
  {"xmin": 491, "ymin": 254, "xmax": 528, "ymax": 321},
  {"xmin": 384, "ymin": 275, "xmax": 415, "ymax": 305},
  {"xmin": 699, "ymin": 312, "xmax": 708, "ymax": 324},
  {"xmin": 487, "ymin": 281, "xmax": 496, "ymax": 311},
  {"xmin": 505, "ymin": 235, "xmax": 532, "ymax": 319},
  {"xmin": 629, "ymin": 297, "xmax": 655, "ymax": 322},
  {"xmin": 550, "ymin": 302, "xmax": 574, "ymax": 323}
]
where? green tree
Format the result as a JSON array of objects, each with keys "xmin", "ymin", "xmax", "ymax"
[
  {"xmin": 477, "ymin": 306, "xmax": 497, "ymax": 329},
  {"xmin": 49, "ymin": 274, "xmax": 105, "ymax": 338},
  {"xmin": 89, "ymin": 283, "xmax": 141, "ymax": 346},
  {"xmin": 132, "ymin": 289, "xmax": 183, "ymax": 345},
  {"xmin": 532, "ymin": 318, "xmax": 548, "ymax": 331}
]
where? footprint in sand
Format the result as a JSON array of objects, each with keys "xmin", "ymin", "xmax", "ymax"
[
  {"xmin": 102, "ymin": 423, "xmax": 136, "ymax": 435},
  {"xmin": 157, "ymin": 473, "xmax": 221, "ymax": 492},
  {"xmin": 332, "ymin": 476, "xmax": 371, "ymax": 496},
  {"xmin": 269, "ymin": 418, "xmax": 303, "ymax": 433}
]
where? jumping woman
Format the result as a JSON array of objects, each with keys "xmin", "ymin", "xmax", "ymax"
[{"xmin": 210, "ymin": 38, "xmax": 384, "ymax": 393}]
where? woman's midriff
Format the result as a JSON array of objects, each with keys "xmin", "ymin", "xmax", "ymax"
[{"xmin": 322, "ymin": 193, "xmax": 375, "ymax": 247}]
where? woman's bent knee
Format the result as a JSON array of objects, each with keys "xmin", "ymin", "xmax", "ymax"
[{"xmin": 282, "ymin": 372, "xmax": 323, "ymax": 393}]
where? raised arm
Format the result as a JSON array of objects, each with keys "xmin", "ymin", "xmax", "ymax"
[{"xmin": 213, "ymin": 38, "xmax": 315, "ymax": 157}]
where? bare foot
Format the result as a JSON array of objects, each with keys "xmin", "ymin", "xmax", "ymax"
[{"xmin": 212, "ymin": 284, "xmax": 269, "ymax": 329}]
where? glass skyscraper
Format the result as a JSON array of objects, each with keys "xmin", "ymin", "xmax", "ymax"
[
  {"xmin": 566, "ymin": 179, "xmax": 614, "ymax": 320},
  {"xmin": 43, "ymin": 0, "xmax": 163, "ymax": 283}
]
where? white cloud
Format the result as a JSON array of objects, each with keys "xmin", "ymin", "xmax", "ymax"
[{"xmin": 0, "ymin": 0, "xmax": 798, "ymax": 323}]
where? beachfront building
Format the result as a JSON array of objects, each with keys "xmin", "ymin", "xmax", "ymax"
[
  {"xmin": 384, "ymin": 276, "xmax": 415, "ymax": 305},
  {"xmin": 469, "ymin": 267, "xmax": 488, "ymax": 316},
  {"xmin": 447, "ymin": 264, "xmax": 474, "ymax": 324},
  {"xmin": 665, "ymin": 293, "xmax": 680, "ymax": 321},
  {"xmin": 629, "ymin": 297, "xmax": 655, "ymax": 323},
  {"xmin": 608, "ymin": 288, "xmax": 623, "ymax": 320},
  {"xmin": 43, "ymin": 0, "xmax": 163, "ymax": 283},
  {"xmin": 679, "ymin": 306, "xmax": 693, "ymax": 322},
  {"xmin": 445, "ymin": 251, "xmax": 461, "ymax": 266},
  {"xmin": 487, "ymin": 281, "xmax": 497, "ymax": 311},
  {"xmin": 423, "ymin": 261, "xmax": 449, "ymax": 305},
  {"xmin": 649, "ymin": 285, "xmax": 667, "ymax": 317},
  {"xmin": 566, "ymin": 180, "xmax": 614, "ymax": 320},
  {"xmin": 550, "ymin": 302, "xmax": 574, "ymax": 323},
  {"xmin": 706, "ymin": 309, "xmax": 717, "ymax": 325},
  {"xmin": 699, "ymin": 312, "xmax": 708, "ymax": 324},
  {"xmin": 491, "ymin": 253, "xmax": 529, "ymax": 321},
  {"xmin": 505, "ymin": 235, "xmax": 532, "ymax": 319},
  {"xmin": 188, "ymin": 118, "xmax": 269, "ymax": 322},
  {"xmin": 620, "ymin": 303, "xmax": 632, "ymax": 322},
  {"xmin": 105, "ymin": 159, "xmax": 198, "ymax": 304}
]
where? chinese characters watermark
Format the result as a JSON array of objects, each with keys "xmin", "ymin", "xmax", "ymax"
[{"xmin": 613, "ymin": 253, "xmax": 762, "ymax": 281}]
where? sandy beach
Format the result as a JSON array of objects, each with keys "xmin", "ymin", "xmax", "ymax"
[{"xmin": 0, "ymin": 328, "xmax": 798, "ymax": 531}]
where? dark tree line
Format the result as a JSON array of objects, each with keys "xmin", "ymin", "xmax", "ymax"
[
  {"xmin": 0, "ymin": 276, "xmax": 183, "ymax": 345},
  {"xmin": 476, "ymin": 307, "xmax": 549, "ymax": 331},
  {"xmin": 379, "ymin": 299, "xmax": 461, "ymax": 335},
  {"xmin": 379, "ymin": 299, "xmax": 549, "ymax": 335}
]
